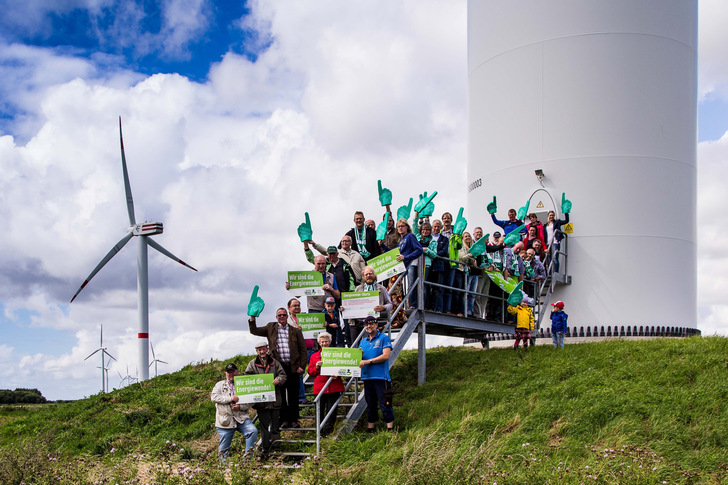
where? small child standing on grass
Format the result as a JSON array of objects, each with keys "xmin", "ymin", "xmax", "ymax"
[
  {"xmin": 507, "ymin": 296, "xmax": 534, "ymax": 349},
  {"xmin": 550, "ymin": 301, "xmax": 568, "ymax": 348}
]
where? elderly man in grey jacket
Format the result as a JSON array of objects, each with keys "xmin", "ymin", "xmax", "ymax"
[{"xmin": 210, "ymin": 362, "xmax": 258, "ymax": 460}]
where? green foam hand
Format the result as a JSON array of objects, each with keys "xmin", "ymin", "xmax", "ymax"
[
  {"xmin": 517, "ymin": 200, "xmax": 530, "ymax": 220},
  {"xmin": 507, "ymin": 282, "xmax": 524, "ymax": 307},
  {"xmin": 561, "ymin": 192, "xmax": 572, "ymax": 214},
  {"xmin": 397, "ymin": 198, "xmax": 413, "ymax": 221},
  {"xmin": 414, "ymin": 191, "xmax": 437, "ymax": 217},
  {"xmin": 487, "ymin": 196, "xmax": 497, "ymax": 215},
  {"xmin": 247, "ymin": 285, "xmax": 265, "ymax": 317},
  {"xmin": 376, "ymin": 212, "xmax": 390, "ymax": 241},
  {"xmin": 453, "ymin": 207, "xmax": 467, "ymax": 235},
  {"xmin": 468, "ymin": 233, "xmax": 490, "ymax": 257},
  {"xmin": 297, "ymin": 212, "xmax": 313, "ymax": 242},
  {"xmin": 377, "ymin": 180, "xmax": 392, "ymax": 207},
  {"xmin": 503, "ymin": 225, "xmax": 526, "ymax": 246}
]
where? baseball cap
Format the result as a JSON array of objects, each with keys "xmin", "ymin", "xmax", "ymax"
[
  {"xmin": 327, "ymin": 246, "xmax": 338, "ymax": 254},
  {"xmin": 325, "ymin": 296, "xmax": 335, "ymax": 304},
  {"xmin": 551, "ymin": 301, "xmax": 565, "ymax": 309},
  {"xmin": 225, "ymin": 363, "xmax": 238, "ymax": 372}
]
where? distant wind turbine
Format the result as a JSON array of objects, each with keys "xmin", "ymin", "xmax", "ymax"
[
  {"xmin": 148, "ymin": 341, "xmax": 168, "ymax": 378},
  {"xmin": 71, "ymin": 117, "xmax": 197, "ymax": 381},
  {"xmin": 118, "ymin": 365, "xmax": 138, "ymax": 388},
  {"xmin": 84, "ymin": 324, "xmax": 116, "ymax": 393}
]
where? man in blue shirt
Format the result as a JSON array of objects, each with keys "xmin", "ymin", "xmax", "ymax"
[{"xmin": 358, "ymin": 316, "xmax": 394, "ymax": 432}]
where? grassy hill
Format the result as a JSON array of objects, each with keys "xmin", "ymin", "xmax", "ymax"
[{"xmin": 1, "ymin": 336, "xmax": 727, "ymax": 484}]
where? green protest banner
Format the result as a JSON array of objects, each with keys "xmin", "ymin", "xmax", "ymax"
[
  {"xmin": 341, "ymin": 290, "xmax": 381, "ymax": 319},
  {"xmin": 297, "ymin": 312, "xmax": 326, "ymax": 339},
  {"xmin": 287, "ymin": 270, "xmax": 325, "ymax": 296},
  {"xmin": 368, "ymin": 248, "xmax": 405, "ymax": 282},
  {"xmin": 485, "ymin": 269, "xmax": 520, "ymax": 293},
  {"xmin": 321, "ymin": 347, "xmax": 363, "ymax": 378},
  {"xmin": 233, "ymin": 374, "xmax": 276, "ymax": 404}
]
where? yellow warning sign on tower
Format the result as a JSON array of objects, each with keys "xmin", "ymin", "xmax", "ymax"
[
  {"xmin": 536, "ymin": 201, "xmax": 544, "ymax": 208},
  {"xmin": 564, "ymin": 223, "xmax": 573, "ymax": 234}
]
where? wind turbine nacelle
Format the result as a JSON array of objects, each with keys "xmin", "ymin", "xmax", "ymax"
[{"xmin": 133, "ymin": 223, "xmax": 163, "ymax": 236}]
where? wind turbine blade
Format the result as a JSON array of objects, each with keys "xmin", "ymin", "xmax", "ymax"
[
  {"xmin": 104, "ymin": 351, "xmax": 117, "ymax": 362},
  {"xmin": 84, "ymin": 348, "xmax": 102, "ymax": 360},
  {"xmin": 150, "ymin": 341, "xmax": 156, "ymax": 359},
  {"xmin": 147, "ymin": 239, "xmax": 198, "ymax": 272},
  {"xmin": 71, "ymin": 232, "xmax": 134, "ymax": 302},
  {"xmin": 100, "ymin": 324, "xmax": 103, "ymax": 346},
  {"xmin": 158, "ymin": 360, "xmax": 168, "ymax": 364},
  {"xmin": 119, "ymin": 116, "xmax": 136, "ymax": 226}
]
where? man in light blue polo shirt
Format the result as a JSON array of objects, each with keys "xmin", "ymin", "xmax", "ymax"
[{"xmin": 358, "ymin": 316, "xmax": 394, "ymax": 432}]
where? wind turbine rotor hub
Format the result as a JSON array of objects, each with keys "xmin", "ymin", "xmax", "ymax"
[{"xmin": 132, "ymin": 222, "xmax": 163, "ymax": 236}]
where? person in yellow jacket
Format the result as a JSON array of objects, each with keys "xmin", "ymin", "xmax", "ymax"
[{"xmin": 507, "ymin": 297, "xmax": 534, "ymax": 349}]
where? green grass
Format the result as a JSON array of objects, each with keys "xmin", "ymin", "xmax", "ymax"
[{"xmin": 2, "ymin": 337, "xmax": 728, "ymax": 484}]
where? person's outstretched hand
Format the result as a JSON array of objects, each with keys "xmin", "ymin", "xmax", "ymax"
[
  {"xmin": 453, "ymin": 207, "xmax": 467, "ymax": 235},
  {"xmin": 487, "ymin": 196, "xmax": 497, "ymax": 215},
  {"xmin": 469, "ymin": 233, "xmax": 490, "ymax": 257},
  {"xmin": 297, "ymin": 212, "xmax": 313, "ymax": 242},
  {"xmin": 414, "ymin": 191, "xmax": 437, "ymax": 217},
  {"xmin": 503, "ymin": 225, "xmax": 526, "ymax": 246},
  {"xmin": 376, "ymin": 212, "xmax": 390, "ymax": 241},
  {"xmin": 517, "ymin": 201, "xmax": 530, "ymax": 220},
  {"xmin": 378, "ymin": 180, "xmax": 392, "ymax": 207},
  {"xmin": 507, "ymin": 282, "xmax": 524, "ymax": 307},
  {"xmin": 397, "ymin": 198, "xmax": 413, "ymax": 221},
  {"xmin": 561, "ymin": 192, "xmax": 572, "ymax": 214},
  {"xmin": 247, "ymin": 285, "xmax": 265, "ymax": 317}
]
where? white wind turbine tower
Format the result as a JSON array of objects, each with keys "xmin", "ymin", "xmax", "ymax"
[
  {"xmin": 84, "ymin": 324, "xmax": 116, "ymax": 393},
  {"xmin": 148, "ymin": 341, "xmax": 167, "ymax": 378},
  {"xmin": 71, "ymin": 117, "xmax": 197, "ymax": 381}
]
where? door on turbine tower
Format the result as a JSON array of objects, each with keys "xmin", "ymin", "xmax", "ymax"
[{"xmin": 526, "ymin": 189, "xmax": 557, "ymax": 229}]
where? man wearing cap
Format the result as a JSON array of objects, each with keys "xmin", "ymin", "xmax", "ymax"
[
  {"xmin": 249, "ymin": 308, "xmax": 307, "ymax": 428},
  {"xmin": 244, "ymin": 342, "xmax": 286, "ymax": 456},
  {"xmin": 287, "ymin": 255, "xmax": 340, "ymax": 313},
  {"xmin": 358, "ymin": 316, "xmax": 394, "ymax": 432},
  {"xmin": 550, "ymin": 301, "xmax": 568, "ymax": 348},
  {"xmin": 211, "ymin": 363, "xmax": 258, "ymax": 460}
]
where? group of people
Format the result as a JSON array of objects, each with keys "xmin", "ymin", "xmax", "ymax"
[
  {"xmin": 211, "ymin": 191, "xmax": 573, "ymax": 459},
  {"xmin": 302, "ymin": 199, "xmax": 570, "ymax": 322},
  {"xmin": 212, "ymin": 293, "xmax": 394, "ymax": 460}
]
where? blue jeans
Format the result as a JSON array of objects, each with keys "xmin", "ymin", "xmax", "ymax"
[
  {"xmin": 406, "ymin": 261, "xmax": 419, "ymax": 308},
  {"xmin": 552, "ymin": 331, "xmax": 564, "ymax": 348},
  {"xmin": 363, "ymin": 379, "xmax": 394, "ymax": 423},
  {"xmin": 217, "ymin": 419, "xmax": 258, "ymax": 457},
  {"xmin": 442, "ymin": 267, "xmax": 456, "ymax": 313},
  {"xmin": 466, "ymin": 275, "xmax": 478, "ymax": 315}
]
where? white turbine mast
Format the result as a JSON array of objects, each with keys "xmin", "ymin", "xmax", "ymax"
[
  {"xmin": 84, "ymin": 324, "xmax": 116, "ymax": 393},
  {"xmin": 149, "ymin": 341, "xmax": 168, "ymax": 378},
  {"xmin": 72, "ymin": 117, "xmax": 198, "ymax": 381}
]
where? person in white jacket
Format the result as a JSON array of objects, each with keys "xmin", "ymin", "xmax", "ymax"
[{"xmin": 210, "ymin": 362, "xmax": 258, "ymax": 460}]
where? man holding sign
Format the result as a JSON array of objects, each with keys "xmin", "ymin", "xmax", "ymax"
[
  {"xmin": 347, "ymin": 266, "xmax": 393, "ymax": 339},
  {"xmin": 249, "ymin": 308, "xmax": 307, "ymax": 429},
  {"xmin": 210, "ymin": 363, "xmax": 258, "ymax": 460},
  {"xmin": 244, "ymin": 342, "xmax": 286, "ymax": 457}
]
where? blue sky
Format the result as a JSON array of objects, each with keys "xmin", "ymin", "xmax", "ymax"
[{"xmin": 0, "ymin": 1, "xmax": 726, "ymax": 400}]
